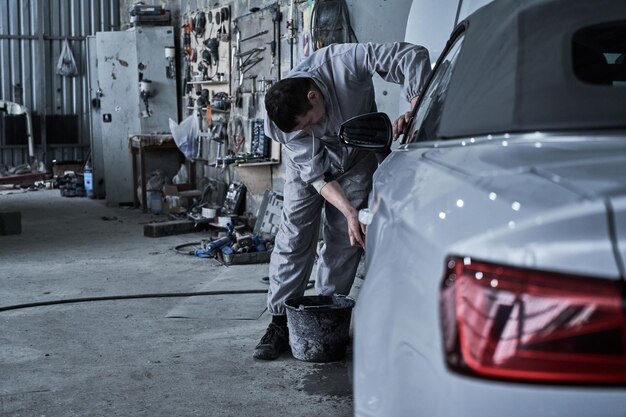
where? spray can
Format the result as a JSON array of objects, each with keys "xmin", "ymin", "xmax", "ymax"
[
  {"xmin": 150, "ymin": 191, "xmax": 163, "ymax": 214},
  {"xmin": 84, "ymin": 168, "xmax": 94, "ymax": 199}
]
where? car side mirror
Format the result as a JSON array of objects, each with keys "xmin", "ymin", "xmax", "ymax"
[{"xmin": 339, "ymin": 112, "xmax": 392, "ymax": 151}]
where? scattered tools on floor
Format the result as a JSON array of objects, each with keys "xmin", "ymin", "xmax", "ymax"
[
  {"xmin": 192, "ymin": 226, "xmax": 276, "ymax": 264},
  {"xmin": 194, "ymin": 223, "xmax": 236, "ymax": 258},
  {"xmin": 170, "ymin": 190, "xmax": 283, "ymax": 264}
]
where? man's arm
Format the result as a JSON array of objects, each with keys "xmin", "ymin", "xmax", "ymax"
[
  {"xmin": 318, "ymin": 180, "xmax": 365, "ymax": 248},
  {"xmin": 353, "ymin": 42, "xmax": 430, "ymax": 104},
  {"xmin": 348, "ymin": 43, "xmax": 429, "ymax": 139}
]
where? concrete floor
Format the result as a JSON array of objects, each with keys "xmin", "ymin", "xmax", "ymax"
[{"xmin": 0, "ymin": 187, "xmax": 355, "ymax": 417}]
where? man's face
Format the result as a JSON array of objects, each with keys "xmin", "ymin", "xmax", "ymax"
[{"xmin": 292, "ymin": 90, "xmax": 326, "ymax": 132}]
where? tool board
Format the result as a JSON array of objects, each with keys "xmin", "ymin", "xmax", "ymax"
[{"xmin": 181, "ymin": 6, "xmax": 232, "ymax": 120}]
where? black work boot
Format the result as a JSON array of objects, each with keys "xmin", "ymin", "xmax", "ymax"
[{"xmin": 253, "ymin": 322, "xmax": 289, "ymax": 360}]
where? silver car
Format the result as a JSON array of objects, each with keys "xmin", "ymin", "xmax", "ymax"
[{"xmin": 340, "ymin": 0, "xmax": 626, "ymax": 415}]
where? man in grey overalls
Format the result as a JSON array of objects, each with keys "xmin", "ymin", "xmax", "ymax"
[{"xmin": 255, "ymin": 42, "xmax": 431, "ymax": 360}]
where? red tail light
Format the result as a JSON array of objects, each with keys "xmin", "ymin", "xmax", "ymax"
[{"xmin": 440, "ymin": 256, "xmax": 626, "ymax": 384}]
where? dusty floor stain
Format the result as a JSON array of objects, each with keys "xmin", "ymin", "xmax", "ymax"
[{"xmin": 299, "ymin": 358, "xmax": 352, "ymax": 398}]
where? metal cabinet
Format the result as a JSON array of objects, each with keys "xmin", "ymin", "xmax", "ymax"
[{"xmin": 94, "ymin": 26, "xmax": 178, "ymax": 205}]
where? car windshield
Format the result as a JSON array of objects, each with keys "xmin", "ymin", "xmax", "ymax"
[{"xmin": 405, "ymin": 32, "xmax": 465, "ymax": 144}]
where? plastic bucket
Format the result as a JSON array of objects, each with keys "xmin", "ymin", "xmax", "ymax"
[{"xmin": 285, "ymin": 295, "xmax": 355, "ymax": 362}]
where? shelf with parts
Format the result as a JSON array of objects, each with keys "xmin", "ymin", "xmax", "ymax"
[
  {"xmin": 187, "ymin": 80, "xmax": 230, "ymax": 85},
  {"xmin": 188, "ymin": 109, "xmax": 281, "ymax": 168},
  {"xmin": 186, "ymin": 107, "xmax": 230, "ymax": 113},
  {"xmin": 209, "ymin": 160, "xmax": 280, "ymax": 167}
]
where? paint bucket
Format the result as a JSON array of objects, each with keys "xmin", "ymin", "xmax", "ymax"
[
  {"xmin": 285, "ymin": 295, "xmax": 355, "ymax": 362},
  {"xmin": 202, "ymin": 207, "xmax": 217, "ymax": 219}
]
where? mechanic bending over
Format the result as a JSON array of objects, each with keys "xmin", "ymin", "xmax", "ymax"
[{"xmin": 254, "ymin": 42, "xmax": 431, "ymax": 360}]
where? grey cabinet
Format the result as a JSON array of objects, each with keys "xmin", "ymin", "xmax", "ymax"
[{"xmin": 94, "ymin": 26, "xmax": 178, "ymax": 205}]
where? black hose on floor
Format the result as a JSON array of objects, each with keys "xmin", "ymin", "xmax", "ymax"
[{"xmin": 0, "ymin": 289, "xmax": 268, "ymax": 313}]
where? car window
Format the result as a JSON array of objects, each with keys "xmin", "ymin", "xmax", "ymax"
[
  {"xmin": 405, "ymin": 33, "xmax": 465, "ymax": 144},
  {"xmin": 572, "ymin": 21, "xmax": 626, "ymax": 87}
]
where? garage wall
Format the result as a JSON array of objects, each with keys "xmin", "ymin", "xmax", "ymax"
[
  {"xmin": 118, "ymin": 0, "xmax": 412, "ymax": 119},
  {"xmin": 0, "ymin": 0, "xmax": 120, "ymax": 168},
  {"xmin": 0, "ymin": 0, "xmax": 414, "ymax": 212},
  {"xmin": 115, "ymin": 0, "xmax": 414, "ymax": 214}
]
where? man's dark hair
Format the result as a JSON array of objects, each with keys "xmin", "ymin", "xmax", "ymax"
[{"xmin": 264, "ymin": 78, "xmax": 314, "ymax": 132}]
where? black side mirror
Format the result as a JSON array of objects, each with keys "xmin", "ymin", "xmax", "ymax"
[{"xmin": 339, "ymin": 112, "xmax": 392, "ymax": 151}]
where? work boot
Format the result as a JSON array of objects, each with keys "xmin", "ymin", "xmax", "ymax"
[{"xmin": 253, "ymin": 322, "xmax": 289, "ymax": 360}]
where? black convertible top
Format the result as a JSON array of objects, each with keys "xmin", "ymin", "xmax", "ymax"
[{"xmin": 438, "ymin": 0, "xmax": 626, "ymax": 138}]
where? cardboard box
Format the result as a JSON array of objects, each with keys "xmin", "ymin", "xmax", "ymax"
[
  {"xmin": 163, "ymin": 185, "xmax": 184, "ymax": 214},
  {"xmin": 162, "ymin": 184, "xmax": 202, "ymax": 214}
]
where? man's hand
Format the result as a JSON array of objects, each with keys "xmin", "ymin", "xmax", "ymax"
[
  {"xmin": 392, "ymin": 96, "xmax": 419, "ymax": 140},
  {"xmin": 319, "ymin": 180, "xmax": 366, "ymax": 249},
  {"xmin": 392, "ymin": 111, "xmax": 412, "ymax": 140},
  {"xmin": 347, "ymin": 212, "xmax": 365, "ymax": 248}
]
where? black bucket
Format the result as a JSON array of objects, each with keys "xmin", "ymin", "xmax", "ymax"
[{"xmin": 285, "ymin": 295, "xmax": 355, "ymax": 362}]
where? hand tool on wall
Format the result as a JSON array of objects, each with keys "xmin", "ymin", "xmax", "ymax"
[
  {"xmin": 232, "ymin": 22, "xmax": 241, "ymax": 66},
  {"xmin": 229, "ymin": 117, "xmax": 245, "ymax": 155},
  {"xmin": 287, "ymin": 0, "xmax": 298, "ymax": 69},
  {"xmin": 237, "ymin": 47, "xmax": 265, "ymax": 83},
  {"xmin": 272, "ymin": 6, "xmax": 283, "ymax": 79},
  {"xmin": 206, "ymin": 102, "xmax": 212, "ymax": 126},
  {"xmin": 219, "ymin": 7, "xmax": 230, "ymax": 41},
  {"xmin": 237, "ymin": 47, "xmax": 266, "ymax": 60},
  {"xmin": 240, "ymin": 29, "xmax": 269, "ymax": 43},
  {"xmin": 183, "ymin": 18, "xmax": 193, "ymax": 59},
  {"xmin": 267, "ymin": 40, "xmax": 277, "ymax": 74},
  {"xmin": 250, "ymin": 75, "xmax": 257, "ymax": 106},
  {"xmin": 235, "ymin": 53, "xmax": 244, "ymax": 108},
  {"xmin": 204, "ymin": 37, "xmax": 220, "ymax": 66},
  {"xmin": 242, "ymin": 56, "xmax": 264, "ymax": 73},
  {"xmin": 248, "ymin": 75, "xmax": 258, "ymax": 118},
  {"xmin": 183, "ymin": 56, "xmax": 192, "ymax": 94},
  {"xmin": 258, "ymin": 77, "xmax": 275, "ymax": 94},
  {"xmin": 193, "ymin": 11, "xmax": 206, "ymax": 37}
]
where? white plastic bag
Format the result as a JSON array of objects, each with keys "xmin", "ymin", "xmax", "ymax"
[
  {"xmin": 172, "ymin": 164, "xmax": 188, "ymax": 185},
  {"xmin": 169, "ymin": 114, "xmax": 199, "ymax": 160},
  {"xmin": 56, "ymin": 39, "xmax": 78, "ymax": 77}
]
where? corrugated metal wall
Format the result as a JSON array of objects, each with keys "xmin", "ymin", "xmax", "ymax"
[{"xmin": 0, "ymin": 0, "xmax": 120, "ymax": 167}]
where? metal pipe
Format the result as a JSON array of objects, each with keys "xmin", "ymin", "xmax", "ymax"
[{"xmin": 0, "ymin": 35, "xmax": 87, "ymax": 41}]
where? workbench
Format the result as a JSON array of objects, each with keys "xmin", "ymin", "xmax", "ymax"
[{"xmin": 129, "ymin": 134, "xmax": 197, "ymax": 212}]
